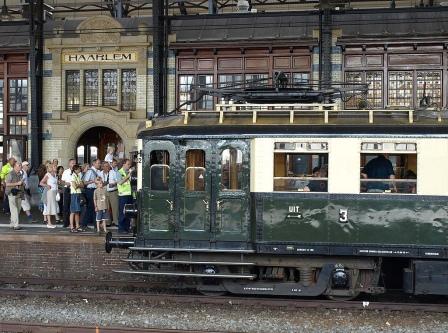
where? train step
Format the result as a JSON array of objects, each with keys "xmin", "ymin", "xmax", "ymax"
[
  {"xmin": 113, "ymin": 270, "xmax": 256, "ymax": 279},
  {"xmin": 129, "ymin": 247, "xmax": 255, "ymax": 253},
  {"xmin": 122, "ymin": 258, "xmax": 256, "ymax": 266}
]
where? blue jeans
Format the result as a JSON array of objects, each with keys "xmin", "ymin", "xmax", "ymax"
[
  {"xmin": 82, "ymin": 188, "xmax": 95, "ymax": 227},
  {"xmin": 118, "ymin": 195, "xmax": 133, "ymax": 233}
]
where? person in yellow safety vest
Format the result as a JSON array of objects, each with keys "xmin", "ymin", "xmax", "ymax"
[
  {"xmin": 116, "ymin": 159, "xmax": 134, "ymax": 233},
  {"xmin": 0, "ymin": 157, "xmax": 16, "ymax": 214}
]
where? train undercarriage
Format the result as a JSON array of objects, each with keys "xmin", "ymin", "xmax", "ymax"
[{"xmin": 114, "ymin": 246, "xmax": 384, "ymax": 299}]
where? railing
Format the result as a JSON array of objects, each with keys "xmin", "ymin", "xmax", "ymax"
[{"xmin": 181, "ymin": 103, "xmax": 438, "ymax": 125}]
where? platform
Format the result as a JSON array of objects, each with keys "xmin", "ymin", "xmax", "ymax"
[{"xmin": 0, "ymin": 206, "xmax": 137, "ymax": 282}]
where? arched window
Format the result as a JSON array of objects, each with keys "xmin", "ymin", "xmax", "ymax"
[
  {"xmin": 150, "ymin": 150, "xmax": 170, "ymax": 191},
  {"xmin": 220, "ymin": 148, "xmax": 243, "ymax": 191}
]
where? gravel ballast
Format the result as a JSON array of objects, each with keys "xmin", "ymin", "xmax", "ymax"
[{"xmin": 0, "ymin": 295, "xmax": 448, "ymax": 333}]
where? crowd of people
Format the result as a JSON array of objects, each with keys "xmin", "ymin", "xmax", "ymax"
[{"xmin": 0, "ymin": 154, "xmax": 135, "ymax": 234}]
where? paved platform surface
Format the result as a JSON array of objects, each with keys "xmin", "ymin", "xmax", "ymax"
[{"xmin": 0, "ymin": 206, "xmax": 119, "ymax": 236}]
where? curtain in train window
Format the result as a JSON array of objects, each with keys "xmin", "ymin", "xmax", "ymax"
[
  {"xmin": 185, "ymin": 150, "xmax": 205, "ymax": 192},
  {"xmin": 150, "ymin": 150, "xmax": 170, "ymax": 191},
  {"xmin": 220, "ymin": 148, "xmax": 243, "ymax": 191}
]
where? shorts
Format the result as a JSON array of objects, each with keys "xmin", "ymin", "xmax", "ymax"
[
  {"xmin": 96, "ymin": 209, "xmax": 110, "ymax": 222},
  {"xmin": 70, "ymin": 193, "xmax": 81, "ymax": 213}
]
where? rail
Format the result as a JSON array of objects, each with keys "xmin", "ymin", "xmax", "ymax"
[{"xmin": 181, "ymin": 103, "xmax": 436, "ymax": 125}]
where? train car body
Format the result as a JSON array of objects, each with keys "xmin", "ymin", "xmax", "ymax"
[{"xmin": 108, "ymin": 105, "xmax": 448, "ymax": 299}]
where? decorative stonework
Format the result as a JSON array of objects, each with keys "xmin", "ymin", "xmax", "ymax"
[{"xmin": 77, "ymin": 16, "xmax": 122, "ymax": 44}]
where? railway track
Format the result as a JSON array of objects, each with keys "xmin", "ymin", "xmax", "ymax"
[
  {"xmin": 0, "ymin": 321, "xmax": 221, "ymax": 333},
  {"xmin": 0, "ymin": 285, "xmax": 447, "ymax": 313}
]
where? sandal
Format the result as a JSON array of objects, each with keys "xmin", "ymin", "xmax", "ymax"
[
  {"xmin": 76, "ymin": 227, "xmax": 83, "ymax": 232},
  {"xmin": 70, "ymin": 228, "xmax": 78, "ymax": 233}
]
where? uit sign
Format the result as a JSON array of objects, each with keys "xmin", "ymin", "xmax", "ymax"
[{"xmin": 63, "ymin": 52, "xmax": 137, "ymax": 63}]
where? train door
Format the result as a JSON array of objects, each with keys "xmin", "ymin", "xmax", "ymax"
[
  {"xmin": 214, "ymin": 141, "xmax": 250, "ymax": 243},
  {"xmin": 142, "ymin": 141, "xmax": 176, "ymax": 240},
  {"xmin": 179, "ymin": 141, "xmax": 212, "ymax": 242}
]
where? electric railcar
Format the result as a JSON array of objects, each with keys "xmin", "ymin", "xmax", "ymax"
[{"xmin": 106, "ymin": 103, "xmax": 448, "ymax": 299}]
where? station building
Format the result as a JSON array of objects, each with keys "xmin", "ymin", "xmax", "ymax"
[
  {"xmin": 0, "ymin": 3, "xmax": 448, "ymax": 164},
  {"xmin": 41, "ymin": 16, "xmax": 153, "ymax": 163}
]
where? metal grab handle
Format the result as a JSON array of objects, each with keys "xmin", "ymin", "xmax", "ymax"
[
  {"xmin": 216, "ymin": 200, "xmax": 223, "ymax": 211},
  {"xmin": 166, "ymin": 200, "xmax": 174, "ymax": 211},
  {"xmin": 203, "ymin": 200, "xmax": 209, "ymax": 212}
]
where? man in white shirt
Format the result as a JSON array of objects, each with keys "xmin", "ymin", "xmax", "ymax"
[
  {"xmin": 100, "ymin": 162, "xmax": 118, "ymax": 226},
  {"xmin": 61, "ymin": 159, "xmax": 75, "ymax": 228}
]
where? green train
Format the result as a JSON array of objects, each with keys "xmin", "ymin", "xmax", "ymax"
[{"xmin": 106, "ymin": 93, "xmax": 448, "ymax": 299}]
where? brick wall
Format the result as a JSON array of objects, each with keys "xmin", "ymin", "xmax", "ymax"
[{"xmin": 0, "ymin": 234, "xmax": 135, "ymax": 281}]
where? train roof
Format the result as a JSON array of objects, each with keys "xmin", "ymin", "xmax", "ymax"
[{"xmin": 137, "ymin": 105, "xmax": 448, "ymax": 139}]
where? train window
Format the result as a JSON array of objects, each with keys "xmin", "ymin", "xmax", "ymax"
[
  {"xmin": 273, "ymin": 152, "xmax": 328, "ymax": 192},
  {"xmin": 360, "ymin": 153, "xmax": 417, "ymax": 194},
  {"xmin": 185, "ymin": 150, "xmax": 206, "ymax": 192},
  {"xmin": 220, "ymin": 148, "xmax": 243, "ymax": 191},
  {"xmin": 149, "ymin": 151, "xmax": 170, "ymax": 191}
]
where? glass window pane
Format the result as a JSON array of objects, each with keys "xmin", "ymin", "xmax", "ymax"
[
  {"xmin": 179, "ymin": 75, "xmax": 194, "ymax": 111},
  {"xmin": 121, "ymin": 69, "xmax": 137, "ymax": 111},
  {"xmin": 9, "ymin": 79, "xmax": 28, "ymax": 112},
  {"xmin": 360, "ymin": 153, "xmax": 417, "ymax": 194},
  {"xmin": 417, "ymin": 71, "xmax": 441, "ymax": 107},
  {"xmin": 103, "ymin": 69, "xmax": 118, "ymax": 106},
  {"xmin": 292, "ymin": 72, "xmax": 310, "ymax": 85},
  {"xmin": 366, "ymin": 71, "xmax": 383, "ymax": 108},
  {"xmin": 77, "ymin": 145, "xmax": 85, "ymax": 165},
  {"xmin": 388, "ymin": 71, "xmax": 413, "ymax": 107},
  {"xmin": 150, "ymin": 150, "xmax": 170, "ymax": 191},
  {"xmin": 196, "ymin": 74, "xmax": 214, "ymax": 110},
  {"xmin": 7, "ymin": 138, "xmax": 24, "ymax": 163},
  {"xmin": 9, "ymin": 116, "xmax": 27, "ymax": 135},
  {"xmin": 84, "ymin": 70, "xmax": 98, "ymax": 106},
  {"xmin": 273, "ymin": 152, "xmax": 328, "ymax": 192},
  {"xmin": 185, "ymin": 150, "xmax": 205, "ymax": 192},
  {"xmin": 345, "ymin": 72, "xmax": 363, "ymax": 109},
  {"xmin": 219, "ymin": 74, "xmax": 243, "ymax": 88},
  {"xmin": 221, "ymin": 148, "xmax": 243, "ymax": 191},
  {"xmin": 245, "ymin": 73, "xmax": 268, "ymax": 88},
  {"xmin": 66, "ymin": 71, "xmax": 80, "ymax": 111}
]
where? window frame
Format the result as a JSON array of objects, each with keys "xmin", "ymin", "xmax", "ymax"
[
  {"xmin": 360, "ymin": 142, "xmax": 417, "ymax": 195},
  {"xmin": 83, "ymin": 69, "xmax": 99, "ymax": 107},
  {"xmin": 121, "ymin": 69, "xmax": 137, "ymax": 111},
  {"xmin": 8, "ymin": 78, "xmax": 28, "ymax": 113},
  {"xmin": 65, "ymin": 70, "xmax": 80, "ymax": 111},
  {"xmin": 102, "ymin": 69, "xmax": 118, "ymax": 107}
]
